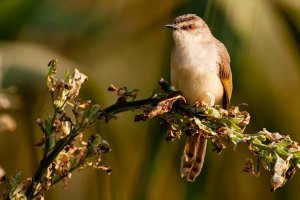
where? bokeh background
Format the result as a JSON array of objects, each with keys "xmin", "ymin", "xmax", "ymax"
[{"xmin": 0, "ymin": 0, "xmax": 300, "ymax": 199}]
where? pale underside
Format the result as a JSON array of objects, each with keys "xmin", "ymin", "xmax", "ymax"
[{"xmin": 171, "ymin": 41, "xmax": 224, "ymax": 105}]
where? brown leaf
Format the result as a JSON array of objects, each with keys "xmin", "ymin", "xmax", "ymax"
[
  {"xmin": 285, "ymin": 166, "xmax": 296, "ymax": 181},
  {"xmin": 165, "ymin": 128, "xmax": 181, "ymax": 142},
  {"xmin": 239, "ymin": 111, "xmax": 250, "ymax": 128},
  {"xmin": 243, "ymin": 158, "xmax": 259, "ymax": 177},
  {"xmin": 108, "ymin": 85, "xmax": 118, "ymax": 91},
  {"xmin": 134, "ymin": 114, "xmax": 148, "ymax": 122},
  {"xmin": 147, "ymin": 95, "xmax": 186, "ymax": 119},
  {"xmin": 99, "ymin": 165, "xmax": 112, "ymax": 175},
  {"xmin": 211, "ymin": 138, "xmax": 226, "ymax": 154},
  {"xmin": 116, "ymin": 96, "xmax": 127, "ymax": 105}
]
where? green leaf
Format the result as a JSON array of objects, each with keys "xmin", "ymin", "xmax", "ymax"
[
  {"xmin": 49, "ymin": 134, "xmax": 56, "ymax": 150},
  {"xmin": 9, "ymin": 172, "xmax": 22, "ymax": 190},
  {"xmin": 44, "ymin": 119, "xmax": 51, "ymax": 135}
]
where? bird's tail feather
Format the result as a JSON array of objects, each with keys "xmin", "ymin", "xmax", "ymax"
[{"xmin": 180, "ymin": 134, "xmax": 207, "ymax": 181}]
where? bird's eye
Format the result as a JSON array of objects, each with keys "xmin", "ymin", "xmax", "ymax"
[
  {"xmin": 182, "ymin": 24, "xmax": 195, "ymax": 31},
  {"xmin": 188, "ymin": 24, "xmax": 195, "ymax": 30}
]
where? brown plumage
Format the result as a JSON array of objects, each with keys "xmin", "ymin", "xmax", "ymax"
[
  {"xmin": 217, "ymin": 40, "xmax": 232, "ymax": 109},
  {"xmin": 166, "ymin": 14, "xmax": 232, "ymax": 181}
]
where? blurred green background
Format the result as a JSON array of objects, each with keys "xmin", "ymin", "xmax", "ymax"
[{"xmin": 0, "ymin": 0, "xmax": 300, "ymax": 199}]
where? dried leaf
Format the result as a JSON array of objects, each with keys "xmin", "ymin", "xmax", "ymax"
[
  {"xmin": 134, "ymin": 114, "xmax": 148, "ymax": 122},
  {"xmin": 211, "ymin": 138, "xmax": 226, "ymax": 154},
  {"xmin": 108, "ymin": 85, "xmax": 118, "ymax": 91},
  {"xmin": 285, "ymin": 166, "xmax": 296, "ymax": 181},
  {"xmin": 116, "ymin": 96, "xmax": 127, "ymax": 104},
  {"xmin": 165, "ymin": 127, "xmax": 182, "ymax": 142},
  {"xmin": 47, "ymin": 60, "xmax": 57, "ymax": 92},
  {"xmin": 147, "ymin": 95, "xmax": 186, "ymax": 119},
  {"xmin": 243, "ymin": 158, "xmax": 259, "ymax": 177},
  {"xmin": 270, "ymin": 154, "xmax": 291, "ymax": 192},
  {"xmin": 61, "ymin": 121, "xmax": 71, "ymax": 135},
  {"xmin": 98, "ymin": 165, "xmax": 112, "ymax": 175},
  {"xmin": 100, "ymin": 139, "xmax": 111, "ymax": 153},
  {"xmin": 110, "ymin": 85, "xmax": 139, "ymax": 100},
  {"xmin": 67, "ymin": 69, "xmax": 88, "ymax": 99},
  {"xmin": 263, "ymin": 129, "xmax": 283, "ymax": 141}
]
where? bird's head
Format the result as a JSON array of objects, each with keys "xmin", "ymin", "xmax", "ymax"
[{"xmin": 165, "ymin": 14, "xmax": 212, "ymax": 45}]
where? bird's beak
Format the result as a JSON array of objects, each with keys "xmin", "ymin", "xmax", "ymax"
[{"xmin": 165, "ymin": 23, "xmax": 179, "ymax": 30}]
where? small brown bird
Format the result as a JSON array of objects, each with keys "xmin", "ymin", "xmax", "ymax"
[{"xmin": 166, "ymin": 14, "xmax": 232, "ymax": 181}]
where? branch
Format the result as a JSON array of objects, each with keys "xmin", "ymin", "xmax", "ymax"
[
  {"xmin": 102, "ymin": 78, "xmax": 300, "ymax": 192},
  {"xmin": 1, "ymin": 61, "xmax": 299, "ymax": 200}
]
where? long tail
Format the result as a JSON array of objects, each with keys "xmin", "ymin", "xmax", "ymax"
[{"xmin": 180, "ymin": 134, "xmax": 207, "ymax": 181}]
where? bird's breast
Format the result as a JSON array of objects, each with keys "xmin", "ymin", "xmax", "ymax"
[{"xmin": 171, "ymin": 44, "xmax": 223, "ymax": 105}]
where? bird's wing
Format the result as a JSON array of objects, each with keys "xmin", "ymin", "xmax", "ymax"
[{"xmin": 216, "ymin": 40, "xmax": 232, "ymax": 109}]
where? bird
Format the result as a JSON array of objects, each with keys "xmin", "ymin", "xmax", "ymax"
[{"xmin": 165, "ymin": 14, "xmax": 232, "ymax": 181}]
